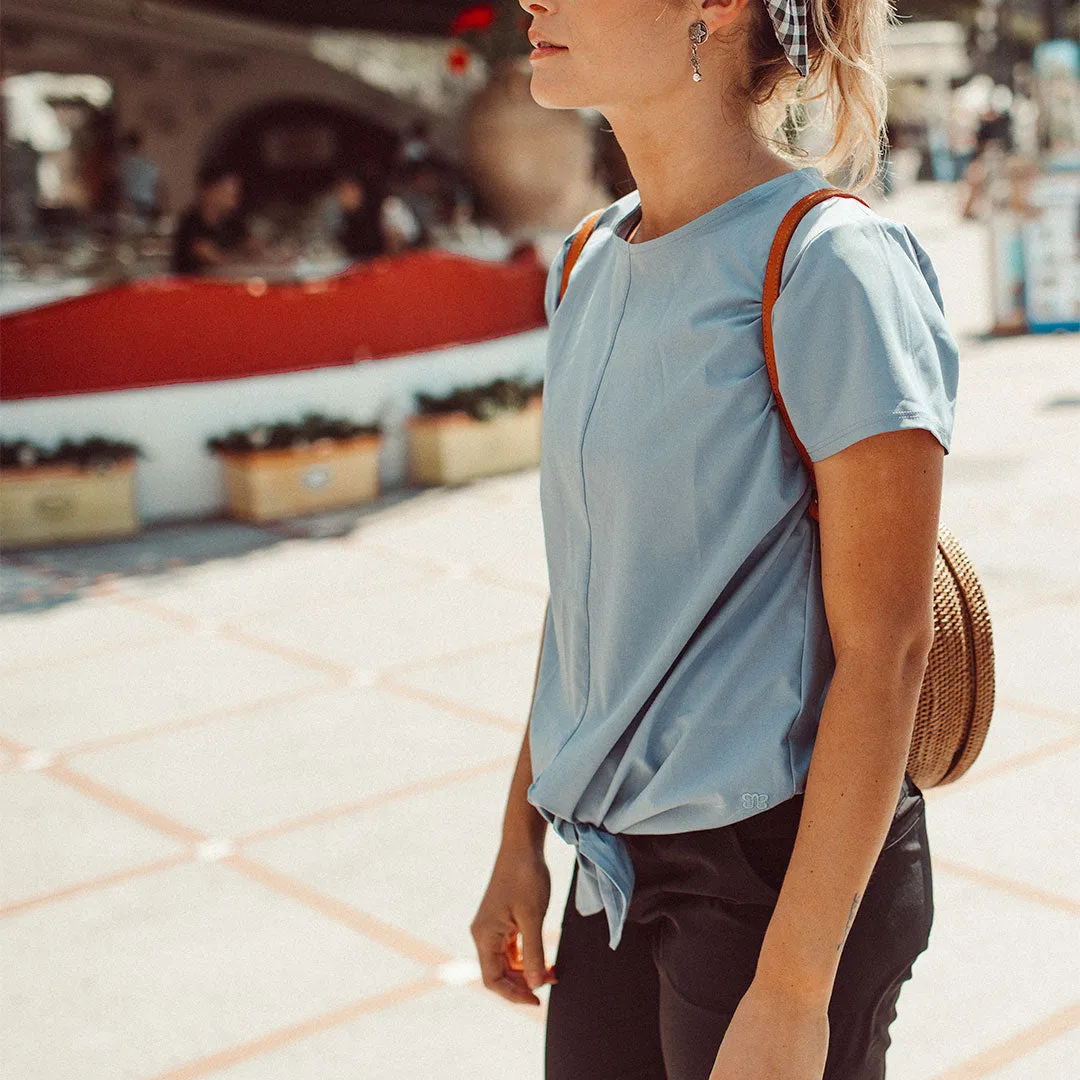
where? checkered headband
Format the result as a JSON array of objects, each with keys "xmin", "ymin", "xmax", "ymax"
[{"xmin": 763, "ymin": 0, "xmax": 810, "ymax": 77}]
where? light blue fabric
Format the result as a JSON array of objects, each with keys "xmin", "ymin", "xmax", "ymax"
[{"xmin": 525, "ymin": 165, "xmax": 960, "ymax": 951}]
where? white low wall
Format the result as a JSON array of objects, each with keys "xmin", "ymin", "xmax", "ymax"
[{"xmin": 0, "ymin": 329, "xmax": 548, "ymax": 524}]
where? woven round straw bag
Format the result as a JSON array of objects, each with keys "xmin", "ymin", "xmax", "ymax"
[{"xmin": 558, "ymin": 188, "xmax": 996, "ymax": 790}]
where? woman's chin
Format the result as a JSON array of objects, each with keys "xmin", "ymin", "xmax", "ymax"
[
  {"xmin": 527, "ymin": 88, "xmax": 587, "ymax": 111},
  {"xmin": 527, "ymin": 76, "xmax": 588, "ymax": 112}
]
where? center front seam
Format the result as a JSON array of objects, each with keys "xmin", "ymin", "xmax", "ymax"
[{"xmin": 559, "ymin": 253, "xmax": 633, "ymax": 747}]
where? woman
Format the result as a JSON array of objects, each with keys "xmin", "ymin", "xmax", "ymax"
[{"xmin": 470, "ymin": 2, "xmax": 957, "ymax": 1078}]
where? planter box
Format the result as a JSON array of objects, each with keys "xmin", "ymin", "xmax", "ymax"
[
  {"xmin": 0, "ymin": 460, "xmax": 139, "ymax": 548},
  {"xmin": 215, "ymin": 435, "xmax": 382, "ymax": 522},
  {"xmin": 406, "ymin": 398, "xmax": 542, "ymax": 485}
]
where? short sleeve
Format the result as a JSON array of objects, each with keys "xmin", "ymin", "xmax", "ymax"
[{"xmin": 770, "ymin": 213, "xmax": 959, "ymax": 461}]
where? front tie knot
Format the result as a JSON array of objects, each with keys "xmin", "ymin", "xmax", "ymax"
[{"xmin": 539, "ymin": 810, "xmax": 635, "ymax": 950}]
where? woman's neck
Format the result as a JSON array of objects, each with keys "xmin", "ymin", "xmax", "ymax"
[{"xmin": 605, "ymin": 91, "xmax": 796, "ymax": 244}]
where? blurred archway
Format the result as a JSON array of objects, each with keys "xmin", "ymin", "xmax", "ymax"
[{"xmin": 201, "ymin": 98, "xmax": 397, "ymax": 213}]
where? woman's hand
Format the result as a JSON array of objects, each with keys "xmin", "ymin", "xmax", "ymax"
[
  {"xmin": 708, "ymin": 978, "xmax": 829, "ymax": 1080},
  {"xmin": 470, "ymin": 844, "xmax": 558, "ymax": 1006}
]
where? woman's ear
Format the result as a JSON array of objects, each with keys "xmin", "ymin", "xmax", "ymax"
[{"xmin": 698, "ymin": 0, "xmax": 754, "ymax": 36}]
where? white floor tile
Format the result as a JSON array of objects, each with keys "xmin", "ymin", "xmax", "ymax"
[
  {"xmin": 0, "ymin": 771, "xmax": 182, "ymax": 906},
  {"xmin": 0, "ymin": 860, "xmax": 423, "ymax": 1080},
  {"xmin": 0, "ymin": 635, "xmax": 327, "ymax": 751},
  {"xmin": 238, "ymin": 576, "xmax": 545, "ymax": 670},
  {"xmin": 72, "ymin": 685, "xmax": 519, "ymax": 838}
]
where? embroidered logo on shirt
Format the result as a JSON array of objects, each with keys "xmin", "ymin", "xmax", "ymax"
[{"xmin": 741, "ymin": 792, "xmax": 770, "ymax": 809}]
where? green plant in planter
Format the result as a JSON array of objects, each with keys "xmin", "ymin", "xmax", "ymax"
[
  {"xmin": 414, "ymin": 375, "xmax": 543, "ymax": 422},
  {"xmin": 206, "ymin": 411, "xmax": 382, "ymax": 455},
  {"xmin": 0, "ymin": 435, "xmax": 144, "ymax": 471}
]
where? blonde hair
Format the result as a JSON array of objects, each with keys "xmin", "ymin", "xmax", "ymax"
[{"xmin": 741, "ymin": 0, "xmax": 896, "ymax": 192}]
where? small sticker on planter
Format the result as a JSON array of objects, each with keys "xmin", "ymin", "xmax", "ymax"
[{"xmin": 301, "ymin": 466, "xmax": 333, "ymax": 491}]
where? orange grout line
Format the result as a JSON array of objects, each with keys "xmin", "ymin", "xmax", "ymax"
[
  {"xmin": 6, "ymin": 634, "xmax": 537, "ymax": 764},
  {"xmin": 234, "ymin": 754, "xmax": 516, "ymax": 846},
  {"xmin": 216, "ymin": 624, "xmax": 355, "ymax": 679},
  {"xmin": 7, "ymin": 751, "xmax": 515, "ymax": 966},
  {"xmin": 0, "ymin": 733, "xmax": 30, "ymax": 755},
  {"xmin": 226, "ymin": 853, "xmax": 452, "ymax": 968},
  {"xmin": 106, "ymin": 562, "xmax": 445, "ymax": 626},
  {"xmin": 14, "ymin": 545, "xmax": 543, "ymax": 694},
  {"xmin": 342, "ymin": 536, "xmax": 551, "ymax": 602},
  {"xmin": 376, "ymin": 676, "xmax": 526, "ymax": 733},
  {"xmin": 997, "ymin": 697, "xmax": 1080, "ymax": 724},
  {"xmin": 99, "ymin": 586, "xmax": 361, "ymax": 683},
  {"xmin": 932, "ymin": 1000, "xmax": 1080, "ymax": 1079},
  {"xmin": 47, "ymin": 762, "xmax": 208, "ymax": 844},
  {"xmin": 147, "ymin": 975, "xmax": 444, "ymax": 1080},
  {"xmin": 0, "ymin": 629, "xmax": 187, "ymax": 679},
  {"xmin": 57, "ymin": 681, "xmax": 342, "ymax": 759},
  {"xmin": 4, "ymin": 757, "xmax": 486, "ymax": 973},
  {"xmin": 376, "ymin": 628, "xmax": 539, "ymax": 679},
  {"xmin": 105, "ymin": 591, "xmax": 203, "ymax": 630},
  {"xmin": 0, "ymin": 853, "xmax": 191, "ymax": 919},
  {"xmin": 931, "ymin": 856, "xmax": 1080, "ymax": 917},
  {"xmin": 2, "ymin": 574, "xmax": 392, "ymax": 680},
  {"xmin": 926, "ymin": 732, "xmax": 1080, "ymax": 795}
]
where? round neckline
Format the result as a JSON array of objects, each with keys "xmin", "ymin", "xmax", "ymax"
[{"xmin": 612, "ymin": 166, "xmax": 823, "ymax": 253}]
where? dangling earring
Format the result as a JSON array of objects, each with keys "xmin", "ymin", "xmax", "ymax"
[{"xmin": 689, "ymin": 21, "xmax": 708, "ymax": 82}]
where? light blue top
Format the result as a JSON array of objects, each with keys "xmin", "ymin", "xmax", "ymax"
[{"xmin": 525, "ymin": 166, "xmax": 960, "ymax": 951}]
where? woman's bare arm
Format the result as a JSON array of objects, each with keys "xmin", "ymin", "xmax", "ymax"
[
  {"xmin": 500, "ymin": 601, "xmax": 550, "ymax": 856},
  {"xmin": 752, "ymin": 427, "xmax": 943, "ymax": 1003},
  {"xmin": 471, "ymin": 602, "xmax": 555, "ymax": 1005}
]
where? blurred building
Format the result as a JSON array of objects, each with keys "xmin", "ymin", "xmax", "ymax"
[{"xmin": 0, "ymin": 0, "xmax": 437, "ymax": 220}]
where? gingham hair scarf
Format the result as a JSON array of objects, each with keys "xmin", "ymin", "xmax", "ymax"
[{"xmin": 763, "ymin": 0, "xmax": 810, "ymax": 77}]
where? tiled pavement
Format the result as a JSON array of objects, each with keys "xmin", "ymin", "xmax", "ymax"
[{"xmin": 2, "ymin": 184, "xmax": 1078, "ymax": 1079}]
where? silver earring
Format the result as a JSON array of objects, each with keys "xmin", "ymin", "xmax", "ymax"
[{"xmin": 689, "ymin": 21, "xmax": 708, "ymax": 82}]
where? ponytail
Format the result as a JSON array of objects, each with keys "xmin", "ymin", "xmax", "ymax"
[{"xmin": 743, "ymin": 0, "xmax": 894, "ymax": 191}]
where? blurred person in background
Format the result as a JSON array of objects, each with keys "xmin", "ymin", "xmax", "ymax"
[
  {"xmin": 471, "ymin": 1, "xmax": 957, "ymax": 1078},
  {"xmin": 961, "ymin": 109, "xmax": 1014, "ymax": 221},
  {"xmin": 117, "ymin": 130, "xmax": 162, "ymax": 234},
  {"xmin": 171, "ymin": 165, "xmax": 265, "ymax": 275},
  {"xmin": 326, "ymin": 170, "xmax": 386, "ymax": 261},
  {"xmin": 380, "ymin": 192, "xmax": 425, "ymax": 255},
  {"xmin": 428, "ymin": 187, "xmax": 513, "ymax": 260},
  {"xmin": 396, "ymin": 119, "xmax": 433, "ymax": 169},
  {"xmin": 395, "ymin": 160, "xmax": 445, "ymax": 242},
  {"xmin": 0, "ymin": 112, "xmax": 41, "ymax": 242}
]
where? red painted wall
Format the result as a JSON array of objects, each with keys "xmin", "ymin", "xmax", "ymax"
[{"xmin": 1, "ymin": 249, "xmax": 548, "ymax": 400}]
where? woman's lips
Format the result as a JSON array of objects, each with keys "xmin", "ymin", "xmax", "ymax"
[{"xmin": 529, "ymin": 43, "xmax": 568, "ymax": 60}]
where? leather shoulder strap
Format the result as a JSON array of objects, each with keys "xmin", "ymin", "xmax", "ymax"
[
  {"xmin": 557, "ymin": 209, "xmax": 604, "ymax": 308},
  {"xmin": 762, "ymin": 188, "xmax": 870, "ymax": 520}
]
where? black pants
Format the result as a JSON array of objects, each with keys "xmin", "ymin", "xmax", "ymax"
[{"xmin": 545, "ymin": 773, "xmax": 933, "ymax": 1080}]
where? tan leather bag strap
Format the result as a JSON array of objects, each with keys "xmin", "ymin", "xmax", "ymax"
[
  {"xmin": 557, "ymin": 209, "xmax": 605, "ymax": 307},
  {"xmin": 762, "ymin": 188, "xmax": 870, "ymax": 520}
]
